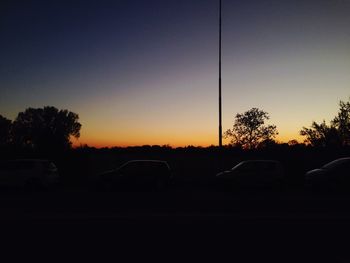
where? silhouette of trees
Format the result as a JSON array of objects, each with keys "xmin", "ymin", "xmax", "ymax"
[
  {"xmin": 258, "ymin": 138, "xmax": 278, "ymax": 149},
  {"xmin": 332, "ymin": 99, "xmax": 350, "ymax": 146},
  {"xmin": 0, "ymin": 115, "xmax": 12, "ymax": 146},
  {"xmin": 11, "ymin": 106, "xmax": 81, "ymax": 152},
  {"xmin": 300, "ymin": 121, "xmax": 341, "ymax": 147},
  {"xmin": 288, "ymin": 139, "xmax": 299, "ymax": 146},
  {"xmin": 300, "ymin": 99, "xmax": 350, "ymax": 147},
  {"xmin": 224, "ymin": 108, "xmax": 278, "ymax": 149}
]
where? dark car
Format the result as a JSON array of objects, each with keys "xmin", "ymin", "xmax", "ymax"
[
  {"xmin": 98, "ymin": 160, "xmax": 172, "ymax": 191},
  {"xmin": 216, "ymin": 160, "xmax": 285, "ymax": 190},
  {"xmin": 0, "ymin": 159, "xmax": 59, "ymax": 191},
  {"xmin": 305, "ymin": 157, "xmax": 350, "ymax": 192}
]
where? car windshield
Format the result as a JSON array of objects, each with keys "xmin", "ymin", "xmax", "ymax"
[
  {"xmin": 231, "ymin": 161, "xmax": 258, "ymax": 171},
  {"xmin": 231, "ymin": 162, "xmax": 245, "ymax": 170}
]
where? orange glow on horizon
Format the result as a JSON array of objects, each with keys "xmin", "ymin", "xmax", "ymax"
[
  {"xmin": 72, "ymin": 132, "xmax": 304, "ymax": 148},
  {"xmin": 73, "ymin": 139, "xmax": 217, "ymax": 149}
]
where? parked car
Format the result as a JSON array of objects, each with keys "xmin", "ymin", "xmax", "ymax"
[
  {"xmin": 0, "ymin": 159, "xmax": 60, "ymax": 191},
  {"xmin": 98, "ymin": 160, "xmax": 172, "ymax": 191},
  {"xmin": 216, "ymin": 160, "xmax": 285, "ymax": 189},
  {"xmin": 305, "ymin": 157, "xmax": 350, "ymax": 192}
]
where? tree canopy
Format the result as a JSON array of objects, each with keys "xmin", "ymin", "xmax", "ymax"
[
  {"xmin": 332, "ymin": 99, "xmax": 350, "ymax": 146},
  {"xmin": 11, "ymin": 106, "xmax": 81, "ymax": 152},
  {"xmin": 224, "ymin": 108, "xmax": 278, "ymax": 149},
  {"xmin": 300, "ymin": 99, "xmax": 350, "ymax": 147}
]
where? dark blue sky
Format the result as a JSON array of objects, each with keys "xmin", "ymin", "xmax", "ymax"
[{"xmin": 1, "ymin": 0, "xmax": 350, "ymax": 146}]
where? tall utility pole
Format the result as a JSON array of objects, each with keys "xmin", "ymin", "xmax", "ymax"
[{"xmin": 218, "ymin": 0, "xmax": 223, "ymax": 147}]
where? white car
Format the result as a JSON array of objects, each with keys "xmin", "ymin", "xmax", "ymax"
[
  {"xmin": 0, "ymin": 159, "xmax": 59, "ymax": 190},
  {"xmin": 216, "ymin": 160, "xmax": 285, "ymax": 189}
]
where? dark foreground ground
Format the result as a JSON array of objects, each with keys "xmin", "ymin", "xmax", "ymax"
[
  {"xmin": 2, "ymin": 183, "xmax": 350, "ymax": 262},
  {"xmin": 1, "ymin": 147, "xmax": 349, "ymax": 260}
]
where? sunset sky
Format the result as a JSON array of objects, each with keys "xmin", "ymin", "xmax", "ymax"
[{"xmin": 1, "ymin": 0, "xmax": 350, "ymax": 147}]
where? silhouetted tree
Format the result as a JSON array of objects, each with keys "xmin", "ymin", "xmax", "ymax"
[
  {"xmin": 224, "ymin": 108, "xmax": 278, "ymax": 149},
  {"xmin": 12, "ymin": 106, "xmax": 81, "ymax": 152},
  {"xmin": 300, "ymin": 121, "xmax": 341, "ymax": 147},
  {"xmin": 300, "ymin": 99, "xmax": 350, "ymax": 147},
  {"xmin": 0, "ymin": 115, "xmax": 12, "ymax": 146},
  {"xmin": 332, "ymin": 99, "xmax": 350, "ymax": 146}
]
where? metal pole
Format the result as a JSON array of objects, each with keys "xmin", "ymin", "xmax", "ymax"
[{"xmin": 219, "ymin": 0, "xmax": 223, "ymax": 147}]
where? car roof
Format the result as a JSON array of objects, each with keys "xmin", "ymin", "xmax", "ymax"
[
  {"xmin": 322, "ymin": 157, "xmax": 350, "ymax": 169},
  {"xmin": 119, "ymin": 160, "xmax": 170, "ymax": 167},
  {"xmin": 2, "ymin": 159, "xmax": 51, "ymax": 163},
  {"xmin": 117, "ymin": 160, "xmax": 170, "ymax": 170},
  {"xmin": 240, "ymin": 160, "xmax": 281, "ymax": 163},
  {"xmin": 232, "ymin": 160, "xmax": 282, "ymax": 170},
  {"xmin": 124, "ymin": 160, "xmax": 168, "ymax": 164},
  {"xmin": 332, "ymin": 157, "xmax": 350, "ymax": 161}
]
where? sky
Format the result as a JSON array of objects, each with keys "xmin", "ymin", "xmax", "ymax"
[{"xmin": 1, "ymin": 0, "xmax": 350, "ymax": 147}]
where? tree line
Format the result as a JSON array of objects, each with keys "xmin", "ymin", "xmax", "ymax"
[
  {"xmin": 300, "ymin": 100, "xmax": 350, "ymax": 148},
  {"xmin": 0, "ymin": 99, "xmax": 349, "ymax": 153},
  {"xmin": 224, "ymin": 98, "xmax": 350, "ymax": 149}
]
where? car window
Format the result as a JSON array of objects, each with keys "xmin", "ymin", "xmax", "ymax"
[
  {"xmin": 120, "ymin": 162, "xmax": 144, "ymax": 174},
  {"xmin": 262, "ymin": 162, "xmax": 277, "ymax": 172},
  {"xmin": 145, "ymin": 162, "xmax": 169, "ymax": 174},
  {"xmin": 234, "ymin": 162, "xmax": 257, "ymax": 172}
]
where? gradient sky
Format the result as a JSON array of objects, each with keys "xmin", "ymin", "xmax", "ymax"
[{"xmin": 1, "ymin": 0, "xmax": 350, "ymax": 147}]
